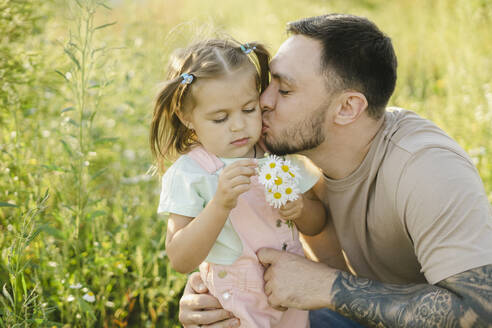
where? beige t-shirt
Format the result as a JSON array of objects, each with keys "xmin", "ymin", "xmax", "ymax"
[{"xmin": 312, "ymin": 108, "xmax": 492, "ymax": 284}]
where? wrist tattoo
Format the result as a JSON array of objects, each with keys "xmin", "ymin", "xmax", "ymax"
[{"xmin": 330, "ymin": 264, "xmax": 491, "ymax": 327}]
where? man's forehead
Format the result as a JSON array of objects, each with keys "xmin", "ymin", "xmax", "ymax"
[{"xmin": 270, "ymin": 35, "xmax": 322, "ymax": 79}]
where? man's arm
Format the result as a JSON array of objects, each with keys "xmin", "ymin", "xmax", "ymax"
[
  {"xmin": 331, "ymin": 264, "xmax": 492, "ymax": 327},
  {"xmin": 258, "ymin": 249, "xmax": 492, "ymax": 327},
  {"xmin": 179, "ymin": 272, "xmax": 240, "ymax": 327}
]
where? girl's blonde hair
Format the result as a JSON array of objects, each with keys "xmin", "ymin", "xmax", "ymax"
[{"xmin": 150, "ymin": 39, "xmax": 270, "ymax": 170}]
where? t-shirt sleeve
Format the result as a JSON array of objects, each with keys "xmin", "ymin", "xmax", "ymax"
[
  {"xmin": 396, "ymin": 147, "xmax": 492, "ymax": 284},
  {"xmin": 286, "ymin": 154, "xmax": 322, "ymax": 193},
  {"xmin": 157, "ymin": 160, "xmax": 206, "ymax": 218}
]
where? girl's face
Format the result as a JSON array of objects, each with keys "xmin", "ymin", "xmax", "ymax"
[{"xmin": 185, "ymin": 67, "xmax": 262, "ymax": 158}]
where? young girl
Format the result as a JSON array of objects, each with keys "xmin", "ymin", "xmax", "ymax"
[{"xmin": 150, "ymin": 38, "xmax": 326, "ymax": 327}]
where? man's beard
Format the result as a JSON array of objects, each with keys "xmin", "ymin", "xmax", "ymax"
[{"xmin": 263, "ymin": 104, "xmax": 326, "ymax": 156}]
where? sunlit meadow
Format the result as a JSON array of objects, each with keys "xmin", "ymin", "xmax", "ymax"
[{"xmin": 1, "ymin": 0, "xmax": 490, "ymax": 326}]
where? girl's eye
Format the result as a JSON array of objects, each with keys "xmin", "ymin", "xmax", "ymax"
[
  {"xmin": 243, "ymin": 108, "xmax": 257, "ymax": 113},
  {"xmin": 279, "ymin": 90, "xmax": 290, "ymax": 95},
  {"xmin": 212, "ymin": 117, "xmax": 227, "ymax": 123}
]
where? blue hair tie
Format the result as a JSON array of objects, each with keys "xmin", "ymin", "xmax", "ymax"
[
  {"xmin": 180, "ymin": 73, "xmax": 194, "ymax": 85},
  {"xmin": 240, "ymin": 44, "xmax": 257, "ymax": 54}
]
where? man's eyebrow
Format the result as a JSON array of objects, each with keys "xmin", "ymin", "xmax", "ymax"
[{"xmin": 270, "ymin": 71, "xmax": 296, "ymax": 87}]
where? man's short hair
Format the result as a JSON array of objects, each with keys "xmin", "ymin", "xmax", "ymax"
[{"xmin": 287, "ymin": 14, "xmax": 397, "ymax": 119}]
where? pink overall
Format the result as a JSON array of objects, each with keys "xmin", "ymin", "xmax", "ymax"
[{"xmin": 189, "ymin": 147, "xmax": 309, "ymax": 328}]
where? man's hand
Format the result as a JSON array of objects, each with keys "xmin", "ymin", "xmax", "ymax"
[
  {"xmin": 279, "ymin": 195, "xmax": 304, "ymax": 221},
  {"xmin": 215, "ymin": 160, "xmax": 257, "ymax": 210},
  {"xmin": 257, "ymin": 247, "xmax": 337, "ymax": 310},
  {"xmin": 179, "ymin": 272, "xmax": 240, "ymax": 328}
]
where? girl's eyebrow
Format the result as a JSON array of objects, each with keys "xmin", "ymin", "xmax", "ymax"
[{"xmin": 206, "ymin": 98, "xmax": 258, "ymax": 115}]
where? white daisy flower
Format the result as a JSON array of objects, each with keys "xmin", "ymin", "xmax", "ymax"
[
  {"xmin": 70, "ymin": 283, "xmax": 82, "ymax": 289},
  {"xmin": 66, "ymin": 295, "xmax": 75, "ymax": 302},
  {"xmin": 263, "ymin": 155, "xmax": 282, "ymax": 171},
  {"xmin": 278, "ymin": 159, "xmax": 300, "ymax": 181},
  {"xmin": 82, "ymin": 291, "xmax": 96, "ymax": 303},
  {"xmin": 258, "ymin": 154, "xmax": 301, "ymax": 209},
  {"xmin": 272, "ymin": 175, "xmax": 286, "ymax": 188},
  {"xmin": 258, "ymin": 167, "xmax": 277, "ymax": 188},
  {"xmin": 279, "ymin": 184, "xmax": 300, "ymax": 202},
  {"xmin": 265, "ymin": 188, "xmax": 289, "ymax": 208}
]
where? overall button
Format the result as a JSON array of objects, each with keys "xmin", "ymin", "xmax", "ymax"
[
  {"xmin": 218, "ymin": 270, "xmax": 227, "ymax": 278},
  {"xmin": 222, "ymin": 291, "xmax": 231, "ymax": 300}
]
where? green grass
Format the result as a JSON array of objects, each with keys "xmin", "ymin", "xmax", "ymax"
[{"xmin": 0, "ymin": 0, "xmax": 490, "ymax": 326}]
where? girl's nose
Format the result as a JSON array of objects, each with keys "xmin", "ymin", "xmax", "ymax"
[{"xmin": 230, "ymin": 116, "xmax": 246, "ymax": 131}]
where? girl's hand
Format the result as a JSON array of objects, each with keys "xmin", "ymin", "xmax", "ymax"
[
  {"xmin": 279, "ymin": 194, "xmax": 304, "ymax": 221},
  {"xmin": 215, "ymin": 159, "xmax": 257, "ymax": 210}
]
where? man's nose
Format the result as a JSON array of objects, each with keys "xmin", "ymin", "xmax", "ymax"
[{"xmin": 260, "ymin": 84, "xmax": 275, "ymax": 113}]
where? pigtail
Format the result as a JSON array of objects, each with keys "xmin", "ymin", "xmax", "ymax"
[
  {"xmin": 150, "ymin": 76, "xmax": 195, "ymax": 171},
  {"xmin": 248, "ymin": 42, "xmax": 271, "ymax": 93}
]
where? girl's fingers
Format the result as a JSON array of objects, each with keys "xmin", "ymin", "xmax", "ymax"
[
  {"xmin": 230, "ymin": 184, "xmax": 251, "ymax": 196},
  {"xmin": 227, "ymin": 175, "xmax": 252, "ymax": 188},
  {"xmin": 279, "ymin": 206, "xmax": 300, "ymax": 216},
  {"xmin": 222, "ymin": 161, "xmax": 257, "ymax": 177}
]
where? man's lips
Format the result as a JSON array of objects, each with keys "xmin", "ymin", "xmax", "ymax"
[
  {"xmin": 231, "ymin": 137, "xmax": 250, "ymax": 146},
  {"xmin": 262, "ymin": 121, "xmax": 269, "ymax": 133}
]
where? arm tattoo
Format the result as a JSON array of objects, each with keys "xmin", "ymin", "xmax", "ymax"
[{"xmin": 330, "ymin": 264, "xmax": 492, "ymax": 327}]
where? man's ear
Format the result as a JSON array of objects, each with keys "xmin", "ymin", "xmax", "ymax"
[{"xmin": 333, "ymin": 91, "xmax": 368, "ymax": 125}]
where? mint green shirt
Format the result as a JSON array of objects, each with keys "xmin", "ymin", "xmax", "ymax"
[{"xmin": 158, "ymin": 154, "xmax": 321, "ymax": 264}]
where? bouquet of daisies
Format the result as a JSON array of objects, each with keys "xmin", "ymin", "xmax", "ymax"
[
  {"xmin": 257, "ymin": 154, "xmax": 301, "ymax": 237},
  {"xmin": 257, "ymin": 154, "xmax": 301, "ymax": 208}
]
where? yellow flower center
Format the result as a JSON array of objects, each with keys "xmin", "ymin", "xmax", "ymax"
[
  {"xmin": 274, "ymin": 177, "xmax": 283, "ymax": 185},
  {"xmin": 274, "ymin": 192, "xmax": 282, "ymax": 199},
  {"xmin": 285, "ymin": 187, "xmax": 292, "ymax": 194},
  {"xmin": 282, "ymin": 165, "xmax": 289, "ymax": 172},
  {"xmin": 88, "ymin": 292, "xmax": 94, "ymax": 296},
  {"xmin": 269, "ymin": 162, "xmax": 276, "ymax": 168},
  {"xmin": 265, "ymin": 173, "xmax": 271, "ymax": 180}
]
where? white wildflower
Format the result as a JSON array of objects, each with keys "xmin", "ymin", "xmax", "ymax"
[
  {"xmin": 258, "ymin": 167, "xmax": 276, "ymax": 188},
  {"xmin": 265, "ymin": 188, "xmax": 289, "ymax": 208},
  {"xmin": 123, "ymin": 149, "xmax": 136, "ymax": 161},
  {"xmin": 82, "ymin": 291, "xmax": 95, "ymax": 303},
  {"xmin": 257, "ymin": 154, "xmax": 301, "ymax": 209},
  {"xmin": 66, "ymin": 295, "xmax": 75, "ymax": 302},
  {"xmin": 69, "ymin": 283, "xmax": 82, "ymax": 289},
  {"xmin": 278, "ymin": 184, "xmax": 300, "ymax": 202}
]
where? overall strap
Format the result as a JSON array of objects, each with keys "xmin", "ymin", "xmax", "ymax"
[{"xmin": 187, "ymin": 146, "xmax": 224, "ymax": 174}]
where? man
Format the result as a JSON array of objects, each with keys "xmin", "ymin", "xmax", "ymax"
[{"xmin": 178, "ymin": 14, "xmax": 492, "ymax": 327}]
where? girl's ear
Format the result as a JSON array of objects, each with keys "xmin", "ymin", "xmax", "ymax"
[
  {"xmin": 333, "ymin": 91, "xmax": 368, "ymax": 125},
  {"xmin": 176, "ymin": 111, "xmax": 194, "ymax": 130}
]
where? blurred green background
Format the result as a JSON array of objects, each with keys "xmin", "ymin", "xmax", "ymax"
[{"xmin": 1, "ymin": 0, "xmax": 490, "ymax": 326}]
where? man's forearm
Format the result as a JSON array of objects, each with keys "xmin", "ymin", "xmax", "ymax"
[{"xmin": 329, "ymin": 265, "xmax": 491, "ymax": 327}]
